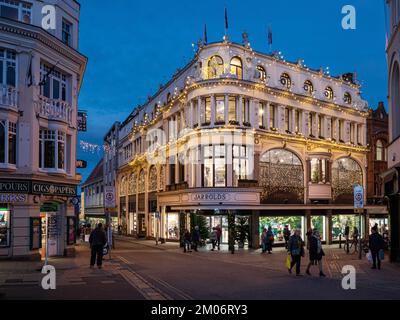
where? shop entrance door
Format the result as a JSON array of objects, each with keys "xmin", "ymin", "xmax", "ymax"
[
  {"xmin": 138, "ymin": 213, "xmax": 146, "ymax": 238},
  {"xmin": 209, "ymin": 216, "xmax": 228, "ymax": 244},
  {"xmin": 40, "ymin": 212, "xmax": 61, "ymax": 258}
]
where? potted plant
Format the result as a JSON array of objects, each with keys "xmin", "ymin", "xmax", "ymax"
[{"xmin": 235, "ymin": 217, "xmax": 250, "ymax": 248}]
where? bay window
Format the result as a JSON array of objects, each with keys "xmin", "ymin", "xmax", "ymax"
[
  {"xmin": 40, "ymin": 64, "xmax": 68, "ymax": 102},
  {"xmin": 228, "ymin": 96, "xmax": 237, "ymax": 123},
  {"xmin": 0, "ymin": 49, "xmax": 16, "ymax": 88},
  {"xmin": 284, "ymin": 108, "xmax": 291, "ymax": 132},
  {"xmin": 233, "ymin": 145, "xmax": 249, "ymax": 186},
  {"xmin": 203, "ymin": 97, "xmax": 211, "ymax": 124},
  {"xmin": 269, "ymin": 104, "xmax": 276, "ymax": 130},
  {"xmin": 215, "ymin": 96, "xmax": 225, "ymax": 123},
  {"xmin": 0, "ymin": 0, "xmax": 31, "ymax": 23},
  {"xmin": 203, "ymin": 145, "xmax": 226, "ymax": 187},
  {"xmin": 0, "ymin": 119, "xmax": 16, "ymax": 165},
  {"xmin": 39, "ymin": 129, "xmax": 67, "ymax": 171},
  {"xmin": 259, "ymin": 103, "xmax": 265, "ymax": 128},
  {"xmin": 242, "ymin": 98, "xmax": 250, "ymax": 125}
]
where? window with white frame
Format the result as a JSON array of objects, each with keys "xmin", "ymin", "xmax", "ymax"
[
  {"xmin": 233, "ymin": 145, "xmax": 249, "ymax": 186},
  {"xmin": 40, "ymin": 63, "xmax": 68, "ymax": 102},
  {"xmin": 285, "ymin": 107, "xmax": 291, "ymax": 132},
  {"xmin": 0, "ymin": 49, "xmax": 16, "ymax": 88},
  {"xmin": 228, "ymin": 96, "xmax": 237, "ymax": 123},
  {"xmin": 259, "ymin": 103, "xmax": 265, "ymax": 128},
  {"xmin": 203, "ymin": 145, "xmax": 226, "ymax": 187},
  {"xmin": 0, "ymin": 0, "xmax": 31, "ymax": 23},
  {"xmin": 62, "ymin": 19, "xmax": 73, "ymax": 46},
  {"xmin": 0, "ymin": 119, "xmax": 16, "ymax": 165},
  {"xmin": 39, "ymin": 129, "xmax": 67, "ymax": 170},
  {"xmin": 215, "ymin": 96, "xmax": 225, "ymax": 123},
  {"xmin": 242, "ymin": 98, "xmax": 250, "ymax": 125}
]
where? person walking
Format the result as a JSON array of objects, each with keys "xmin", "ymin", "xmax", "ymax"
[
  {"xmin": 89, "ymin": 223, "xmax": 107, "ymax": 269},
  {"xmin": 210, "ymin": 227, "xmax": 218, "ymax": 251},
  {"xmin": 266, "ymin": 226, "xmax": 274, "ymax": 254},
  {"xmin": 369, "ymin": 226, "xmax": 385, "ymax": 270},
  {"xmin": 183, "ymin": 229, "xmax": 192, "ymax": 253},
  {"xmin": 305, "ymin": 229, "xmax": 326, "ymax": 277},
  {"xmin": 283, "ymin": 225, "xmax": 290, "ymax": 249},
  {"xmin": 215, "ymin": 225, "xmax": 222, "ymax": 250},
  {"xmin": 288, "ymin": 229, "xmax": 305, "ymax": 276},
  {"xmin": 261, "ymin": 228, "xmax": 268, "ymax": 253},
  {"xmin": 306, "ymin": 228, "xmax": 313, "ymax": 250},
  {"xmin": 192, "ymin": 226, "xmax": 200, "ymax": 252}
]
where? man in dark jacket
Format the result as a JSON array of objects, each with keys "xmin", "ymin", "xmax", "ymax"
[
  {"xmin": 192, "ymin": 226, "xmax": 201, "ymax": 252},
  {"xmin": 283, "ymin": 225, "xmax": 290, "ymax": 249},
  {"xmin": 89, "ymin": 223, "xmax": 107, "ymax": 269},
  {"xmin": 369, "ymin": 227, "xmax": 385, "ymax": 270}
]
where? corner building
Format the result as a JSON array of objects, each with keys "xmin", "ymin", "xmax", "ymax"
[
  {"xmin": 0, "ymin": 0, "xmax": 87, "ymax": 259},
  {"xmin": 115, "ymin": 40, "xmax": 377, "ymax": 247}
]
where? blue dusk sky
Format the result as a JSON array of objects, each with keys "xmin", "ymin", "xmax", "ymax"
[{"xmin": 77, "ymin": 0, "xmax": 388, "ymax": 183}]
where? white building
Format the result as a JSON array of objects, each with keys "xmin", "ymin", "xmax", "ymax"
[
  {"xmin": 0, "ymin": 0, "xmax": 87, "ymax": 259},
  {"xmin": 109, "ymin": 35, "xmax": 377, "ymax": 248},
  {"xmin": 383, "ymin": 0, "xmax": 400, "ymax": 262}
]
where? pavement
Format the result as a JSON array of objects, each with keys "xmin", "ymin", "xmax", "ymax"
[{"xmin": 1, "ymin": 236, "xmax": 400, "ymax": 300}]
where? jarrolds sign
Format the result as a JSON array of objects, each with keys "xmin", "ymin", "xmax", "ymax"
[{"xmin": 0, "ymin": 180, "xmax": 77, "ymax": 197}]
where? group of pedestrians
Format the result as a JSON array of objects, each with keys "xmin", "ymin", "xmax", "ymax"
[
  {"xmin": 183, "ymin": 225, "xmax": 222, "ymax": 253},
  {"xmin": 261, "ymin": 226, "xmax": 274, "ymax": 254}
]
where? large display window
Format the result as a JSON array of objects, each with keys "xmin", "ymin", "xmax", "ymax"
[
  {"xmin": 259, "ymin": 216, "xmax": 304, "ymax": 243},
  {"xmin": 310, "ymin": 216, "xmax": 326, "ymax": 241},
  {"xmin": 332, "ymin": 215, "xmax": 361, "ymax": 241},
  {"xmin": 0, "ymin": 208, "xmax": 10, "ymax": 247},
  {"xmin": 166, "ymin": 213, "xmax": 179, "ymax": 240},
  {"xmin": 368, "ymin": 217, "xmax": 389, "ymax": 235}
]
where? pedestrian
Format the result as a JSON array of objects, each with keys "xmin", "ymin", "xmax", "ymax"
[
  {"xmin": 117, "ymin": 224, "xmax": 122, "ymax": 235},
  {"xmin": 183, "ymin": 229, "xmax": 192, "ymax": 253},
  {"xmin": 288, "ymin": 229, "xmax": 305, "ymax": 276},
  {"xmin": 210, "ymin": 227, "xmax": 218, "ymax": 251},
  {"xmin": 192, "ymin": 226, "xmax": 200, "ymax": 252},
  {"xmin": 261, "ymin": 228, "xmax": 268, "ymax": 253},
  {"xmin": 266, "ymin": 226, "xmax": 274, "ymax": 254},
  {"xmin": 283, "ymin": 225, "xmax": 290, "ymax": 249},
  {"xmin": 353, "ymin": 226, "xmax": 359, "ymax": 242},
  {"xmin": 369, "ymin": 226, "xmax": 385, "ymax": 270},
  {"xmin": 215, "ymin": 225, "xmax": 222, "ymax": 250},
  {"xmin": 305, "ymin": 229, "xmax": 326, "ymax": 277},
  {"xmin": 306, "ymin": 228, "xmax": 313, "ymax": 250},
  {"xmin": 89, "ymin": 223, "xmax": 107, "ymax": 269}
]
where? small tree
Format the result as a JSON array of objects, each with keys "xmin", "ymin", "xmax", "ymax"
[{"xmin": 235, "ymin": 217, "xmax": 250, "ymax": 247}]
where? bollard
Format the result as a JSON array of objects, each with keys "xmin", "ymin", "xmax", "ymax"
[{"xmin": 339, "ymin": 234, "xmax": 342, "ymax": 249}]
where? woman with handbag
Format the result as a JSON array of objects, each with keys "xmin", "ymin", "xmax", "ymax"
[
  {"xmin": 306, "ymin": 229, "xmax": 326, "ymax": 277},
  {"xmin": 288, "ymin": 229, "xmax": 305, "ymax": 276},
  {"xmin": 266, "ymin": 226, "xmax": 274, "ymax": 254}
]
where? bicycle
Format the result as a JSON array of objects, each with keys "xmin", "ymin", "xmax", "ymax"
[{"xmin": 343, "ymin": 238, "xmax": 359, "ymax": 254}]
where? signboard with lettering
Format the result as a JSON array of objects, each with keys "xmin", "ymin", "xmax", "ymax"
[
  {"xmin": 76, "ymin": 160, "xmax": 88, "ymax": 169},
  {"xmin": 191, "ymin": 193, "xmax": 229, "ymax": 202},
  {"xmin": 0, "ymin": 194, "xmax": 27, "ymax": 203},
  {"xmin": 77, "ymin": 111, "xmax": 87, "ymax": 132},
  {"xmin": 0, "ymin": 180, "xmax": 30, "ymax": 194},
  {"xmin": 32, "ymin": 182, "xmax": 77, "ymax": 197}
]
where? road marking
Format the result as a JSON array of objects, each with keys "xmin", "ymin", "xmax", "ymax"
[{"xmin": 147, "ymin": 275, "xmax": 193, "ymax": 300}]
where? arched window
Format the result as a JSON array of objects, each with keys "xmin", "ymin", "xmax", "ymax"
[
  {"xmin": 120, "ymin": 176, "xmax": 127, "ymax": 196},
  {"xmin": 391, "ymin": 62, "xmax": 400, "ymax": 138},
  {"xmin": 280, "ymin": 73, "xmax": 292, "ymax": 89},
  {"xmin": 331, "ymin": 158, "xmax": 363, "ymax": 203},
  {"xmin": 256, "ymin": 65, "xmax": 266, "ymax": 81},
  {"xmin": 207, "ymin": 55, "xmax": 224, "ymax": 79},
  {"xmin": 376, "ymin": 140, "xmax": 385, "ymax": 161},
  {"xmin": 344, "ymin": 92, "xmax": 352, "ymax": 104},
  {"xmin": 128, "ymin": 172, "xmax": 137, "ymax": 195},
  {"xmin": 230, "ymin": 57, "xmax": 243, "ymax": 79},
  {"xmin": 259, "ymin": 149, "xmax": 304, "ymax": 204},
  {"xmin": 303, "ymin": 80, "xmax": 313, "ymax": 95},
  {"xmin": 324, "ymin": 86, "xmax": 334, "ymax": 100},
  {"xmin": 138, "ymin": 169, "xmax": 146, "ymax": 193},
  {"xmin": 149, "ymin": 166, "xmax": 158, "ymax": 191}
]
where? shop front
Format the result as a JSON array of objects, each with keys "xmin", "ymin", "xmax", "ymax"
[
  {"xmin": 137, "ymin": 193, "xmax": 146, "ymax": 238},
  {"xmin": 259, "ymin": 215, "xmax": 305, "ymax": 244},
  {"xmin": 128, "ymin": 195, "xmax": 136, "ymax": 236},
  {"xmin": 0, "ymin": 180, "xmax": 78, "ymax": 260}
]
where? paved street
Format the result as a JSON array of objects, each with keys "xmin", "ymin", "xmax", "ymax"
[{"xmin": 1, "ymin": 237, "xmax": 400, "ymax": 300}]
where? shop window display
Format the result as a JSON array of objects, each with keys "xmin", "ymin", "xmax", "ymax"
[
  {"xmin": 331, "ymin": 215, "xmax": 361, "ymax": 241},
  {"xmin": 310, "ymin": 216, "xmax": 326, "ymax": 241},
  {"xmin": 259, "ymin": 216, "xmax": 303, "ymax": 243},
  {"xmin": 259, "ymin": 149, "xmax": 304, "ymax": 204},
  {"xmin": 167, "ymin": 213, "xmax": 179, "ymax": 240},
  {"xmin": 0, "ymin": 209, "xmax": 10, "ymax": 247},
  {"xmin": 331, "ymin": 158, "xmax": 362, "ymax": 203}
]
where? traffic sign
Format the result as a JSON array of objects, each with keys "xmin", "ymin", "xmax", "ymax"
[{"xmin": 354, "ymin": 185, "xmax": 364, "ymax": 209}]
